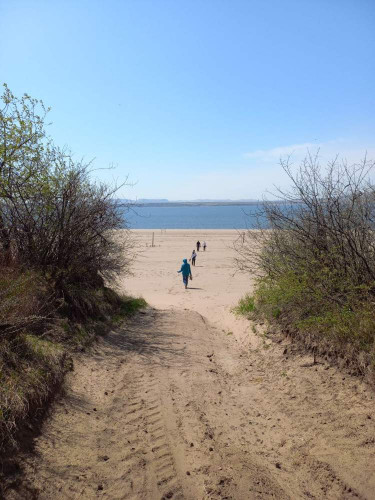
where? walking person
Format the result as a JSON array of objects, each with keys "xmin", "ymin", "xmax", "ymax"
[
  {"xmin": 177, "ymin": 258, "xmax": 193, "ymax": 289},
  {"xmin": 203, "ymin": 241, "xmax": 207, "ymax": 251},
  {"xmin": 196, "ymin": 240, "xmax": 201, "ymax": 252},
  {"xmin": 190, "ymin": 249, "xmax": 197, "ymax": 266}
]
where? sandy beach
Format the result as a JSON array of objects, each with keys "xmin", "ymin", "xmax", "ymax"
[
  {"xmin": 11, "ymin": 230, "xmax": 375, "ymax": 499},
  {"xmin": 124, "ymin": 230, "xmax": 253, "ymax": 341}
]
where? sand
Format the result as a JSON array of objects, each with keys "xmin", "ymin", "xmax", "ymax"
[
  {"xmin": 124, "ymin": 230, "xmax": 253, "ymax": 338},
  {"xmin": 6, "ymin": 230, "xmax": 375, "ymax": 499}
]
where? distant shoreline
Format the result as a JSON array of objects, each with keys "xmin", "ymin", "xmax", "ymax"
[
  {"xmin": 133, "ymin": 202, "xmax": 258, "ymax": 207},
  {"xmin": 129, "ymin": 201, "xmax": 286, "ymax": 207},
  {"xmin": 130, "ymin": 228, "xmax": 246, "ymax": 232}
]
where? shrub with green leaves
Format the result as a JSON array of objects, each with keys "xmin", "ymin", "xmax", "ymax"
[
  {"xmin": 0, "ymin": 85, "xmax": 137, "ymax": 460},
  {"xmin": 236, "ymin": 153, "xmax": 375, "ymax": 376},
  {"xmin": 0, "ymin": 84, "xmax": 133, "ymax": 317}
]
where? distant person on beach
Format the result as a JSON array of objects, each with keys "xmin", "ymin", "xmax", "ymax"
[
  {"xmin": 196, "ymin": 240, "xmax": 201, "ymax": 251},
  {"xmin": 203, "ymin": 241, "xmax": 207, "ymax": 251},
  {"xmin": 177, "ymin": 259, "xmax": 193, "ymax": 289},
  {"xmin": 190, "ymin": 249, "xmax": 197, "ymax": 266}
]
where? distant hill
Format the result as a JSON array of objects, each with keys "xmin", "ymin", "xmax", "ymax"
[
  {"xmin": 138, "ymin": 199, "xmax": 169, "ymax": 203},
  {"xmin": 174, "ymin": 199, "xmax": 259, "ymax": 203},
  {"xmin": 120, "ymin": 198, "xmax": 261, "ymax": 205},
  {"xmin": 120, "ymin": 198, "xmax": 169, "ymax": 204}
]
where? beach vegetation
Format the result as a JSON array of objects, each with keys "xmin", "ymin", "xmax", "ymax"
[
  {"xmin": 233, "ymin": 294, "xmax": 256, "ymax": 316},
  {"xmin": 111, "ymin": 296, "xmax": 147, "ymax": 324},
  {"xmin": 236, "ymin": 152, "xmax": 375, "ymax": 380},
  {"xmin": 0, "ymin": 85, "xmax": 141, "ymax": 463}
]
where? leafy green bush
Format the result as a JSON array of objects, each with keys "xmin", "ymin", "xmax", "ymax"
[
  {"xmin": 236, "ymin": 153, "xmax": 375, "ymax": 377},
  {"xmin": 0, "ymin": 84, "xmax": 133, "ymax": 317},
  {"xmin": 0, "ymin": 85, "xmax": 139, "ymax": 460}
]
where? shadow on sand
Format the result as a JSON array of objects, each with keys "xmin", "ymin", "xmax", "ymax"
[
  {"xmin": 1, "ymin": 308, "xmax": 191, "ymax": 497},
  {"xmin": 101, "ymin": 309, "xmax": 189, "ymax": 368}
]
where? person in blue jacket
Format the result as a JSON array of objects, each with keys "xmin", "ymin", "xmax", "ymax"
[{"xmin": 177, "ymin": 258, "xmax": 193, "ymax": 289}]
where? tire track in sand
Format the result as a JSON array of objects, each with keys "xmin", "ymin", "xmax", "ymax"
[
  {"xmin": 5, "ymin": 307, "xmax": 375, "ymax": 499},
  {"xmin": 132, "ymin": 369, "xmax": 185, "ymax": 500}
]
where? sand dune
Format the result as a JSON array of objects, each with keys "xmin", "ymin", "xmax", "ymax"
[{"xmin": 7, "ymin": 230, "xmax": 375, "ymax": 499}]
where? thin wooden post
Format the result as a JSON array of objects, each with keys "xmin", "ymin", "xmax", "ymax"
[{"xmin": 152, "ymin": 232, "xmax": 154, "ymax": 247}]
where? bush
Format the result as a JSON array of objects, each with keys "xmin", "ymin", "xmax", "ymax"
[
  {"xmin": 0, "ymin": 85, "xmax": 138, "ymax": 458},
  {"xmin": 0, "ymin": 84, "xmax": 132, "ymax": 317},
  {"xmin": 236, "ymin": 152, "xmax": 375, "ymax": 377}
]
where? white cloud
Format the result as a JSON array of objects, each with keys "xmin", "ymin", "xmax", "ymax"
[
  {"xmin": 186, "ymin": 142, "xmax": 375, "ymax": 200},
  {"xmin": 244, "ymin": 142, "xmax": 319, "ymax": 161},
  {"xmin": 244, "ymin": 140, "xmax": 375, "ymax": 168},
  {"xmin": 121, "ymin": 140, "xmax": 375, "ymax": 200}
]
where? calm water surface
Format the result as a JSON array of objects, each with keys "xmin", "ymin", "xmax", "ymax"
[{"xmin": 126, "ymin": 204, "xmax": 264, "ymax": 229}]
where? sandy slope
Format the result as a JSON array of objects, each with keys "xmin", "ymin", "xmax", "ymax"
[{"xmin": 6, "ymin": 230, "xmax": 375, "ymax": 499}]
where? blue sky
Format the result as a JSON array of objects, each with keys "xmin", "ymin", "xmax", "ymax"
[{"xmin": 1, "ymin": 0, "xmax": 374, "ymax": 199}]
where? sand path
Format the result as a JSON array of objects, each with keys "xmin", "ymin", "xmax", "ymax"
[{"xmin": 6, "ymin": 230, "xmax": 375, "ymax": 499}]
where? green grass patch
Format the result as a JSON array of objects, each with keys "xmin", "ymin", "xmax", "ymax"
[
  {"xmin": 113, "ymin": 296, "xmax": 147, "ymax": 322},
  {"xmin": 24, "ymin": 334, "xmax": 63, "ymax": 358},
  {"xmin": 233, "ymin": 294, "xmax": 256, "ymax": 316},
  {"xmin": 240, "ymin": 269, "xmax": 375, "ymax": 377}
]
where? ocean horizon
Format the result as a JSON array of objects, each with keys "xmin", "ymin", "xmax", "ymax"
[{"xmin": 125, "ymin": 203, "xmax": 265, "ymax": 229}]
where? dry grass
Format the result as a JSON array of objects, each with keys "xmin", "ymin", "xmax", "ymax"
[
  {"xmin": 0, "ymin": 267, "xmax": 65, "ymax": 451},
  {"xmin": 0, "ymin": 334, "xmax": 66, "ymax": 450},
  {"xmin": 0, "ymin": 266, "xmax": 147, "ymax": 459}
]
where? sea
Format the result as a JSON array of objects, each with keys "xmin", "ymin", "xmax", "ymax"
[{"xmin": 125, "ymin": 204, "xmax": 265, "ymax": 230}]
